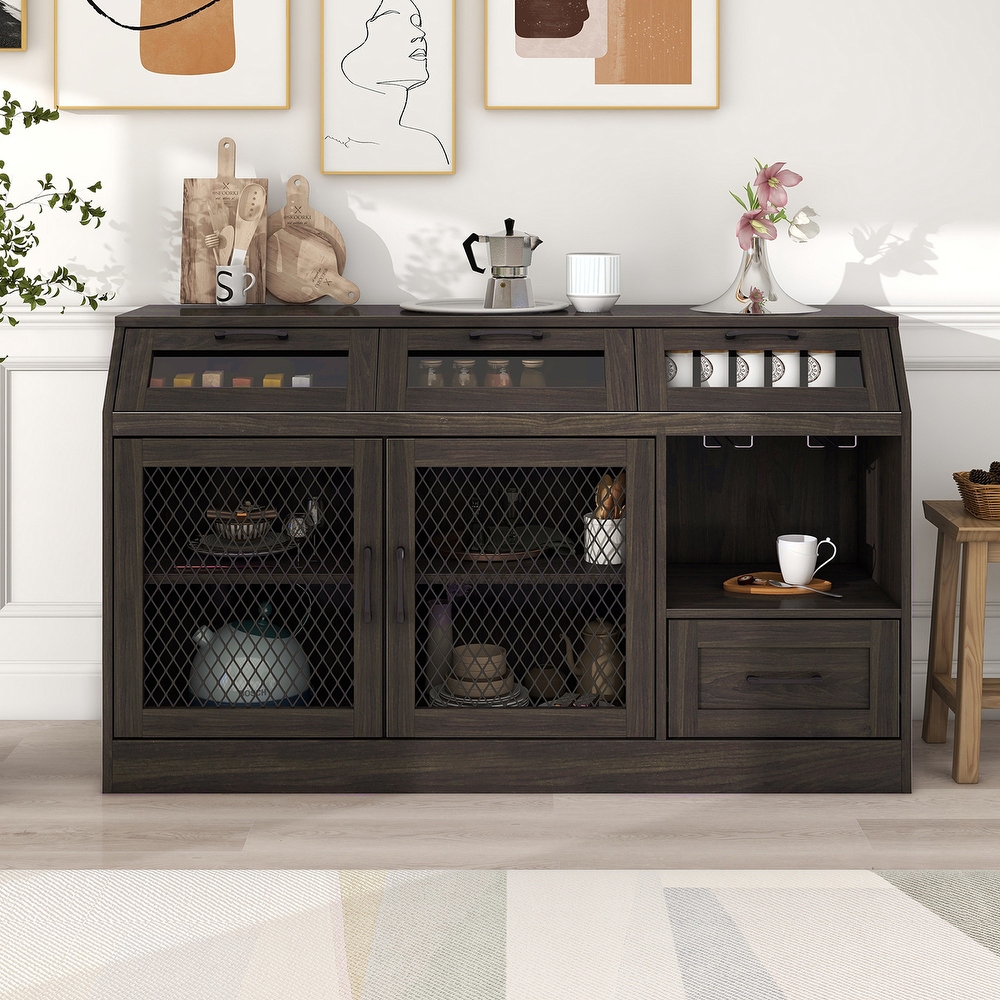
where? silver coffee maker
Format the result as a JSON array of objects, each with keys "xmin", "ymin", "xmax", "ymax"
[{"xmin": 463, "ymin": 218, "xmax": 543, "ymax": 309}]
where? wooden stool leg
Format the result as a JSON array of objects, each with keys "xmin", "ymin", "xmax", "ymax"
[
  {"xmin": 953, "ymin": 541, "xmax": 988, "ymax": 783},
  {"xmin": 922, "ymin": 530, "xmax": 961, "ymax": 743}
]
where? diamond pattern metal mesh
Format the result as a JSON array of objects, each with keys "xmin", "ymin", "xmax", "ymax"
[
  {"xmin": 414, "ymin": 466, "xmax": 627, "ymax": 708},
  {"xmin": 142, "ymin": 466, "xmax": 354, "ymax": 709}
]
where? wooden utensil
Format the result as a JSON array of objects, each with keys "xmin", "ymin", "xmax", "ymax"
[
  {"xmin": 204, "ymin": 224, "xmax": 234, "ymax": 266},
  {"xmin": 181, "ymin": 137, "xmax": 267, "ymax": 303},
  {"xmin": 267, "ymin": 224, "xmax": 361, "ymax": 305},
  {"xmin": 231, "ymin": 183, "xmax": 267, "ymax": 267}
]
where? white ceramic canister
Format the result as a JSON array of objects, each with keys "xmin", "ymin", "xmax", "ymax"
[
  {"xmin": 807, "ymin": 350, "xmax": 837, "ymax": 387},
  {"xmin": 666, "ymin": 351, "xmax": 694, "ymax": 387},
  {"xmin": 735, "ymin": 350, "xmax": 765, "ymax": 387},
  {"xmin": 771, "ymin": 350, "xmax": 801, "ymax": 387},
  {"xmin": 700, "ymin": 351, "xmax": 730, "ymax": 387}
]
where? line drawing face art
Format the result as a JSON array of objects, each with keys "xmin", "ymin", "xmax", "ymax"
[{"xmin": 324, "ymin": 0, "xmax": 453, "ymax": 174}]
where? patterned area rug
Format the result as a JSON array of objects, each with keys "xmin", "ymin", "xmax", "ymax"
[{"xmin": 1, "ymin": 869, "xmax": 998, "ymax": 998}]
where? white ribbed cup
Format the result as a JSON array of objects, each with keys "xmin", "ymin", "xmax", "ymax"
[
  {"xmin": 567, "ymin": 253, "xmax": 621, "ymax": 294},
  {"xmin": 566, "ymin": 253, "xmax": 621, "ymax": 312}
]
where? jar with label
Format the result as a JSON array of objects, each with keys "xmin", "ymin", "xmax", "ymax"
[
  {"xmin": 418, "ymin": 359, "xmax": 445, "ymax": 387},
  {"xmin": 519, "ymin": 358, "xmax": 546, "ymax": 387},
  {"xmin": 485, "ymin": 359, "xmax": 513, "ymax": 387},
  {"xmin": 452, "ymin": 358, "xmax": 478, "ymax": 387}
]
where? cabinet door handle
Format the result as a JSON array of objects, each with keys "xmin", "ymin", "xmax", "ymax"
[
  {"xmin": 395, "ymin": 546, "xmax": 406, "ymax": 624},
  {"xmin": 725, "ymin": 329, "xmax": 800, "ymax": 340},
  {"xmin": 213, "ymin": 330, "xmax": 289, "ymax": 340},
  {"xmin": 362, "ymin": 546, "xmax": 372, "ymax": 624},
  {"xmin": 746, "ymin": 674, "xmax": 823, "ymax": 685},
  {"xmin": 468, "ymin": 328, "xmax": 544, "ymax": 340}
]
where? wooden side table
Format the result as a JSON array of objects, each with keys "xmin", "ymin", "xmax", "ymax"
[{"xmin": 922, "ymin": 500, "xmax": 1000, "ymax": 782}]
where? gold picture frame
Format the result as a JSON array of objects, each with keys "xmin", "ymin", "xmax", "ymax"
[
  {"xmin": 0, "ymin": 1, "xmax": 25, "ymax": 51},
  {"xmin": 321, "ymin": 0, "xmax": 456, "ymax": 175},
  {"xmin": 486, "ymin": 0, "xmax": 719, "ymax": 110},
  {"xmin": 54, "ymin": 1, "xmax": 290, "ymax": 110}
]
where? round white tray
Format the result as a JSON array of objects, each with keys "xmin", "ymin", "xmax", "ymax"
[{"xmin": 400, "ymin": 298, "xmax": 569, "ymax": 315}]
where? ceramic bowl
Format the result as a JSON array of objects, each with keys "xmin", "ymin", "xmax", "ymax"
[
  {"xmin": 567, "ymin": 293, "xmax": 620, "ymax": 313},
  {"xmin": 451, "ymin": 644, "xmax": 507, "ymax": 681},
  {"xmin": 444, "ymin": 672, "xmax": 515, "ymax": 699},
  {"xmin": 524, "ymin": 665, "xmax": 566, "ymax": 701}
]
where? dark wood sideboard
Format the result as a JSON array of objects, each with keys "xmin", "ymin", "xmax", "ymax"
[{"xmin": 103, "ymin": 304, "xmax": 911, "ymax": 792}]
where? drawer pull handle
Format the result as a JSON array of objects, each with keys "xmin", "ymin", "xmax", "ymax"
[
  {"xmin": 214, "ymin": 330, "xmax": 289, "ymax": 340},
  {"xmin": 363, "ymin": 546, "xmax": 372, "ymax": 624},
  {"xmin": 746, "ymin": 674, "xmax": 823, "ymax": 685},
  {"xmin": 395, "ymin": 547, "xmax": 406, "ymax": 624},
  {"xmin": 725, "ymin": 328, "xmax": 800, "ymax": 340},
  {"xmin": 468, "ymin": 328, "xmax": 545, "ymax": 340}
]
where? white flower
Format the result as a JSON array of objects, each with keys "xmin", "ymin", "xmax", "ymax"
[{"xmin": 787, "ymin": 206, "xmax": 820, "ymax": 242}]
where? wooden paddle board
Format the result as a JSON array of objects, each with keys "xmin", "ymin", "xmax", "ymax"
[
  {"xmin": 181, "ymin": 137, "xmax": 267, "ymax": 304},
  {"xmin": 266, "ymin": 175, "xmax": 360, "ymax": 304},
  {"xmin": 267, "ymin": 175, "xmax": 347, "ymax": 273},
  {"xmin": 722, "ymin": 572, "xmax": 833, "ymax": 596}
]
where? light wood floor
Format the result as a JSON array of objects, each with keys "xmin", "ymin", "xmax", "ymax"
[{"xmin": 2, "ymin": 721, "xmax": 1000, "ymax": 870}]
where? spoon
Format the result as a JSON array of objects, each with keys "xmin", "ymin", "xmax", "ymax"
[
  {"xmin": 231, "ymin": 183, "xmax": 267, "ymax": 266},
  {"xmin": 768, "ymin": 579, "xmax": 843, "ymax": 598}
]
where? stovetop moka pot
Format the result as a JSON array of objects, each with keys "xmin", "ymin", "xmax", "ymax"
[{"xmin": 463, "ymin": 218, "xmax": 543, "ymax": 309}]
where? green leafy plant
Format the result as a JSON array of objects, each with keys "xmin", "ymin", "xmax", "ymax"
[{"xmin": 1, "ymin": 90, "xmax": 113, "ymax": 350}]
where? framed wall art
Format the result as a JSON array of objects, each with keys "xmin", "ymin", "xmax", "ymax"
[
  {"xmin": 322, "ymin": 0, "xmax": 455, "ymax": 175},
  {"xmin": 0, "ymin": 1, "xmax": 25, "ymax": 51},
  {"xmin": 486, "ymin": 0, "xmax": 719, "ymax": 109},
  {"xmin": 54, "ymin": 1, "xmax": 290, "ymax": 110}
]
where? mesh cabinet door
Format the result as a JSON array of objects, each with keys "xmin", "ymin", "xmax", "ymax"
[
  {"xmin": 112, "ymin": 438, "xmax": 382, "ymax": 738},
  {"xmin": 386, "ymin": 438, "xmax": 654, "ymax": 738}
]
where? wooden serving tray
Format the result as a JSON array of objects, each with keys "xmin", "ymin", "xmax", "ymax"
[{"xmin": 723, "ymin": 571, "xmax": 832, "ymax": 596}]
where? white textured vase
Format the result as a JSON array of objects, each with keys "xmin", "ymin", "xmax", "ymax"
[{"xmin": 692, "ymin": 236, "xmax": 818, "ymax": 315}]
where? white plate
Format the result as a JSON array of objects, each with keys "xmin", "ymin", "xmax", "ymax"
[{"xmin": 400, "ymin": 298, "xmax": 570, "ymax": 315}]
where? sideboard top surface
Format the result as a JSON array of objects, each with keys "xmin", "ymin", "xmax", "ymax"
[{"xmin": 115, "ymin": 303, "xmax": 898, "ymax": 330}]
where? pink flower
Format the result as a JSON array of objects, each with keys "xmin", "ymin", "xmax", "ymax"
[
  {"xmin": 754, "ymin": 161, "xmax": 802, "ymax": 209},
  {"xmin": 747, "ymin": 287, "xmax": 766, "ymax": 314},
  {"xmin": 737, "ymin": 208, "xmax": 777, "ymax": 250}
]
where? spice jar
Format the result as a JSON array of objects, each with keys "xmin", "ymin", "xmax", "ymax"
[
  {"xmin": 418, "ymin": 358, "xmax": 445, "ymax": 387},
  {"xmin": 519, "ymin": 358, "xmax": 546, "ymax": 387},
  {"xmin": 485, "ymin": 359, "xmax": 512, "ymax": 387},
  {"xmin": 452, "ymin": 358, "xmax": 478, "ymax": 387}
]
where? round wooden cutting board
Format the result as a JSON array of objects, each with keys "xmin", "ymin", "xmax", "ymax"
[
  {"xmin": 265, "ymin": 175, "xmax": 360, "ymax": 304},
  {"xmin": 722, "ymin": 571, "xmax": 833, "ymax": 596}
]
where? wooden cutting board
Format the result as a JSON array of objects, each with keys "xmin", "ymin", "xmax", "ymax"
[
  {"xmin": 181, "ymin": 137, "xmax": 267, "ymax": 304},
  {"xmin": 266, "ymin": 175, "xmax": 360, "ymax": 305}
]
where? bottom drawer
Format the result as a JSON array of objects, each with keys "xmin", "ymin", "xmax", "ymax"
[{"xmin": 668, "ymin": 620, "xmax": 899, "ymax": 738}]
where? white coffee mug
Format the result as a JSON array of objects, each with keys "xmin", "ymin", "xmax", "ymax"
[
  {"xmin": 700, "ymin": 350, "xmax": 730, "ymax": 387},
  {"xmin": 777, "ymin": 534, "xmax": 837, "ymax": 586},
  {"xmin": 216, "ymin": 264, "xmax": 256, "ymax": 306}
]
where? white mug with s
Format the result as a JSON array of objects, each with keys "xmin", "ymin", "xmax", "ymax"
[
  {"xmin": 777, "ymin": 533, "xmax": 836, "ymax": 586},
  {"xmin": 216, "ymin": 264, "xmax": 256, "ymax": 306}
]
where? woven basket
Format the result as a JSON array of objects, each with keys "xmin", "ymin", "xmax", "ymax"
[{"xmin": 954, "ymin": 472, "xmax": 1000, "ymax": 519}]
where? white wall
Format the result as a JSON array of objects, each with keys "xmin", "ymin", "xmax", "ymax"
[{"xmin": 2, "ymin": 2, "xmax": 1000, "ymax": 718}]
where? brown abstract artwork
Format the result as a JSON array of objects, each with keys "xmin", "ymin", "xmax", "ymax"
[
  {"xmin": 513, "ymin": 0, "xmax": 692, "ymax": 85},
  {"xmin": 139, "ymin": 0, "xmax": 236, "ymax": 76}
]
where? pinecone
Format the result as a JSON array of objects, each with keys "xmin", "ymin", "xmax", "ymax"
[
  {"xmin": 968, "ymin": 469, "xmax": 994, "ymax": 485},
  {"xmin": 991, "ymin": 461, "xmax": 1000, "ymax": 477}
]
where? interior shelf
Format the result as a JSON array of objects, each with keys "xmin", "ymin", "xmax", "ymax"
[{"xmin": 663, "ymin": 563, "xmax": 901, "ymax": 617}]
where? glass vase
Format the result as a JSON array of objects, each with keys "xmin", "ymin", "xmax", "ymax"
[{"xmin": 692, "ymin": 236, "xmax": 818, "ymax": 315}]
